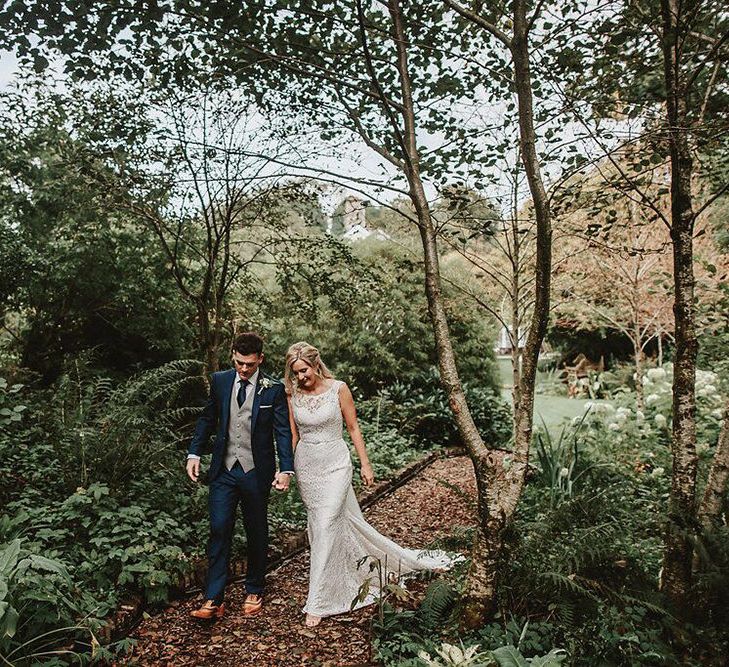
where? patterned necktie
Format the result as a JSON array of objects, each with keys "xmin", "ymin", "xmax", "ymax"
[{"xmin": 237, "ymin": 380, "xmax": 248, "ymax": 408}]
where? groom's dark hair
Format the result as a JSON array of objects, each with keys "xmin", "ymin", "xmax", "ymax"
[{"xmin": 232, "ymin": 332, "xmax": 264, "ymax": 356}]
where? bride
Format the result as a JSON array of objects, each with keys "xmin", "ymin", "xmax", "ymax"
[{"xmin": 285, "ymin": 341, "xmax": 458, "ymax": 628}]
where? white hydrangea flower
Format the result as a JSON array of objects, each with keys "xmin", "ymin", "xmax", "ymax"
[
  {"xmin": 696, "ymin": 369, "xmax": 718, "ymax": 382},
  {"xmin": 651, "ymin": 467, "xmax": 665, "ymax": 477},
  {"xmin": 647, "ymin": 368, "xmax": 667, "ymax": 382},
  {"xmin": 608, "ymin": 422, "xmax": 621, "ymax": 431},
  {"xmin": 616, "ymin": 407, "xmax": 631, "ymax": 417},
  {"xmin": 636, "ymin": 410, "xmax": 645, "ymax": 422},
  {"xmin": 711, "ymin": 408, "xmax": 724, "ymax": 419},
  {"xmin": 645, "ymin": 394, "xmax": 660, "ymax": 406},
  {"xmin": 642, "ymin": 375, "xmax": 651, "ymax": 386},
  {"xmin": 654, "ymin": 414, "xmax": 667, "ymax": 428}
]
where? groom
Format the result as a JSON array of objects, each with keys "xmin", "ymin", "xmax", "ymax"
[{"xmin": 186, "ymin": 332, "xmax": 294, "ymax": 620}]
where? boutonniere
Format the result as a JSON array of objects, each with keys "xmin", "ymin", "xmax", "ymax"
[{"xmin": 257, "ymin": 377, "xmax": 275, "ymax": 395}]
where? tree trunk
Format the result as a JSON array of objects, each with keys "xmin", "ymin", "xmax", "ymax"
[
  {"xmin": 509, "ymin": 0, "xmax": 552, "ymax": 531},
  {"xmin": 658, "ymin": 330, "xmax": 664, "ymax": 367},
  {"xmin": 510, "ymin": 227, "xmax": 522, "ymax": 416},
  {"xmin": 387, "ymin": 0, "xmax": 507, "ymax": 627},
  {"xmin": 198, "ymin": 305, "xmax": 219, "ymax": 373},
  {"xmin": 462, "ymin": 453, "xmax": 504, "ymax": 624},
  {"xmin": 634, "ymin": 332, "xmax": 645, "ymax": 412},
  {"xmin": 660, "ymin": 0, "xmax": 699, "ymax": 610},
  {"xmin": 697, "ymin": 403, "xmax": 729, "ymax": 531},
  {"xmin": 437, "ymin": 0, "xmax": 552, "ymax": 627}
]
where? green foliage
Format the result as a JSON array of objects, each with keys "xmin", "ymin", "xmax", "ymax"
[
  {"xmin": 0, "ymin": 378, "xmax": 26, "ymax": 430},
  {"xmin": 0, "ymin": 89, "xmax": 195, "ymax": 377},
  {"xmin": 417, "ymin": 579, "xmax": 460, "ymax": 631},
  {"xmin": 693, "ymin": 525, "xmax": 729, "ymax": 626},
  {"xmin": 572, "ymin": 363, "xmax": 725, "ymax": 456},
  {"xmin": 260, "ymin": 239, "xmax": 500, "ymax": 397},
  {"xmin": 533, "ymin": 416, "xmax": 585, "ymax": 508},
  {"xmin": 371, "ymin": 374, "xmax": 729, "ymax": 665},
  {"xmin": 0, "ymin": 535, "xmax": 93, "ymax": 664},
  {"xmin": 365, "ymin": 371, "xmax": 511, "ymax": 448},
  {"xmin": 36, "ymin": 356, "xmax": 206, "ymax": 493},
  {"xmin": 0, "ymin": 222, "xmax": 35, "ymax": 308},
  {"xmin": 0, "ymin": 360, "xmax": 211, "ymax": 656}
]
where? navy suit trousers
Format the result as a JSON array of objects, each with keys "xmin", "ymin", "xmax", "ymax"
[{"xmin": 205, "ymin": 463, "xmax": 269, "ymax": 602}]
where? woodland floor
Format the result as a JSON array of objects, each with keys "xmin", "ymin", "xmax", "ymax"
[{"xmin": 120, "ymin": 456, "xmax": 477, "ymax": 667}]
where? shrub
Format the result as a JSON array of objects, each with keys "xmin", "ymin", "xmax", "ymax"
[
  {"xmin": 364, "ymin": 371, "xmax": 512, "ymax": 448},
  {"xmin": 0, "ymin": 534, "xmax": 93, "ymax": 664}
]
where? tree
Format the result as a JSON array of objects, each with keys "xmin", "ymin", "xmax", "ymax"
[
  {"xmin": 92, "ymin": 85, "xmax": 314, "ymax": 372},
  {"xmin": 557, "ymin": 0, "xmax": 729, "ymax": 609},
  {"xmin": 0, "ymin": 85, "xmax": 194, "ymax": 376}
]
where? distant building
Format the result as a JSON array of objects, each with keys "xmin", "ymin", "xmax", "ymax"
[
  {"xmin": 332, "ymin": 195, "xmax": 389, "ymax": 241},
  {"xmin": 495, "ymin": 325, "xmax": 526, "ymax": 355}
]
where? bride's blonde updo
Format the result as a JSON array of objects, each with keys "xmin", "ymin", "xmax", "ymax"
[{"xmin": 284, "ymin": 342, "xmax": 334, "ymax": 394}]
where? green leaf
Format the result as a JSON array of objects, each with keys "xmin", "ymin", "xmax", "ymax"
[
  {"xmin": 490, "ymin": 645, "xmax": 529, "ymax": 667},
  {"xmin": 1, "ymin": 605, "xmax": 19, "ymax": 638},
  {"xmin": 33, "ymin": 54, "xmax": 50, "ymax": 73},
  {"xmin": 21, "ymin": 589, "xmax": 59, "ymax": 603},
  {"xmin": 0, "ymin": 540, "xmax": 21, "ymax": 577},
  {"xmin": 529, "ymin": 649, "xmax": 567, "ymax": 666},
  {"xmin": 29, "ymin": 554, "xmax": 68, "ymax": 575}
]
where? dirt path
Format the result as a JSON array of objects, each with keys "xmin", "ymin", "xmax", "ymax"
[{"xmin": 122, "ymin": 456, "xmax": 477, "ymax": 667}]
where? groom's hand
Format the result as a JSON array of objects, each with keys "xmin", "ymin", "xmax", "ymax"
[
  {"xmin": 186, "ymin": 458, "xmax": 200, "ymax": 483},
  {"xmin": 272, "ymin": 472, "xmax": 291, "ymax": 492}
]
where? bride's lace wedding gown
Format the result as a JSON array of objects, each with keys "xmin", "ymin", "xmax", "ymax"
[{"xmin": 292, "ymin": 379, "xmax": 458, "ymax": 618}]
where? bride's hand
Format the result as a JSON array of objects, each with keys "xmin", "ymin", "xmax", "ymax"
[{"xmin": 360, "ymin": 462, "xmax": 374, "ymax": 486}]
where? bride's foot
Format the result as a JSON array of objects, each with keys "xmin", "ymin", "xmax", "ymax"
[{"xmin": 305, "ymin": 613, "xmax": 322, "ymax": 627}]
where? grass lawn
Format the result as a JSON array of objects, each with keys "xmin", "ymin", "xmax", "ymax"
[{"xmin": 496, "ymin": 355, "xmax": 612, "ymax": 432}]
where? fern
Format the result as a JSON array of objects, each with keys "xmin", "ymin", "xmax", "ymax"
[
  {"xmin": 45, "ymin": 357, "xmax": 207, "ymax": 492},
  {"xmin": 417, "ymin": 579, "xmax": 459, "ymax": 631}
]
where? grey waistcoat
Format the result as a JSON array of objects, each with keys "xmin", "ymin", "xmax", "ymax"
[{"xmin": 224, "ymin": 382, "xmax": 255, "ymax": 472}]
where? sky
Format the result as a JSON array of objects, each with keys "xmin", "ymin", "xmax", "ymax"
[
  {"xmin": 0, "ymin": 40, "xmax": 634, "ymax": 222},
  {"xmin": 0, "ymin": 50, "xmax": 19, "ymax": 88}
]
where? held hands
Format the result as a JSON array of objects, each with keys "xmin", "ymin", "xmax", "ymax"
[
  {"xmin": 360, "ymin": 461, "xmax": 375, "ymax": 487},
  {"xmin": 272, "ymin": 472, "xmax": 292, "ymax": 492},
  {"xmin": 186, "ymin": 458, "xmax": 200, "ymax": 483}
]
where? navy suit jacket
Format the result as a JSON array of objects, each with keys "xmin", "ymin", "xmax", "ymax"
[{"xmin": 188, "ymin": 369, "xmax": 294, "ymax": 493}]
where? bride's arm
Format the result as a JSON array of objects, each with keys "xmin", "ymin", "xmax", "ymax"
[
  {"xmin": 339, "ymin": 383, "xmax": 375, "ymax": 486},
  {"xmin": 287, "ymin": 394, "xmax": 300, "ymax": 451}
]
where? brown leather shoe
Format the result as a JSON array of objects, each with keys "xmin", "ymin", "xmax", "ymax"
[
  {"xmin": 190, "ymin": 600, "xmax": 226, "ymax": 620},
  {"xmin": 242, "ymin": 594, "xmax": 263, "ymax": 617}
]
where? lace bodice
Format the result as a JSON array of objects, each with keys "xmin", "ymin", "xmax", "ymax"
[{"xmin": 292, "ymin": 380, "xmax": 344, "ymax": 443}]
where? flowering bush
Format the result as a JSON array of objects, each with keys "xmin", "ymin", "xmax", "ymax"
[{"xmin": 575, "ymin": 363, "xmax": 725, "ymax": 453}]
